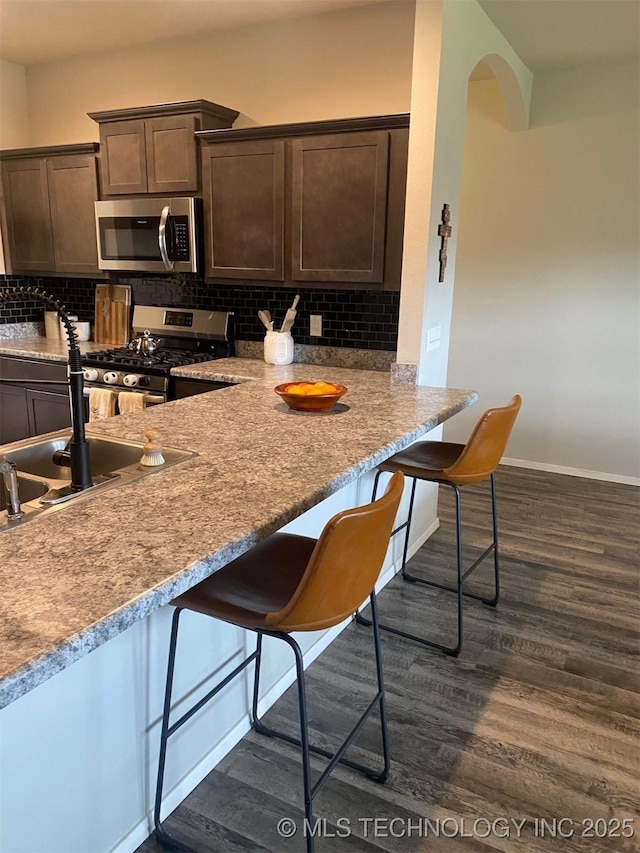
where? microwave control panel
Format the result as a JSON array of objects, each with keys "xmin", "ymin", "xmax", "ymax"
[{"xmin": 173, "ymin": 217, "xmax": 191, "ymax": 261}]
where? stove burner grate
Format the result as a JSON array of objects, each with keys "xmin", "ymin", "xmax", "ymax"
[{"xmin": 84, "ymin": 348, "xmax": 220, "ymax": 371}]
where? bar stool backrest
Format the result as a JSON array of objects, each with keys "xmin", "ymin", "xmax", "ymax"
[
  {"xmin": 267, "ymin": 472, "xmax": 405, "ymax": 633},
  {"xmin": 443, "ymin": 395, "xmax": 522, "ymax": 485}
]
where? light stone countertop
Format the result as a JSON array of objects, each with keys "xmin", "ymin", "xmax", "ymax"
[
  {"xmin": 0, "ymin": 355, "xmax": 477, "ymax": 708},
  {"xmin": 0, "ymin": 336, "xmax": 106, "ymax": 361}
]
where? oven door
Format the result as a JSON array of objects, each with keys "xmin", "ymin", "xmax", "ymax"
[{"xmin": 95, "ymin": 198, "xmax": 198, "ymax": 273}]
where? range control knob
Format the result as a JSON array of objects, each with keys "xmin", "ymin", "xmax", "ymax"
[
  {"xmin": 103, "ymin": 371, "xmax": 120, "ymax": 385},
  {"xmin": 82, "ymin": 367, "xmax": 99, "ymax": 382},
  {"xmin": 137, "ymin": 375, "xmax": 150, "ymax": 387},
  {"xmin": 123, "ymin": 374, "xmax": 139, "ymax": 387}
]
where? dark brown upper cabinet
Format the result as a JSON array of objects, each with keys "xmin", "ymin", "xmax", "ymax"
[
  {"xmin": 88, "ymin": 101, "xmax": 239, "ymax": 196},
  {"xmin": 291, "ymin": 131, "xmax": 389, "ymax": 284},
  {"xmin": 0, "ymin": 143, "xmax": 100, "ymax": 275},
  {"xmin": 202, "ymin": 139, "xmax": 285, "ymax": 281},
  {"xmin": 198, "ymin": 114, "xmax": 409, "ymax": 290}
]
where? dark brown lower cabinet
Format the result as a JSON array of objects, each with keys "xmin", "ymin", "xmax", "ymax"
[
  {"xmin": 0, "ymin": 356, "xmax": 72, "ymax": 445},
  {"xmin": 0, "ymin": 383, "xmax": 31, "ymax": 445},
  {"xmin": 25, "ymin": 388, "xmax": 72, "ymax": 437},
  {"xmin": 171, "ymin": 377, "xmax": 235, "ymax": 398}
]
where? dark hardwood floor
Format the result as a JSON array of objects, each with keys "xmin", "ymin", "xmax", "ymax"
[{"xmin": 137, "ymin": 467, "xmax": 639, "ymax": 852}]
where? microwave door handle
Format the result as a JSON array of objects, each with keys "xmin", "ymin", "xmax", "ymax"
[{"xmin": 158, "ymin": 205, "xmax": 175, "ymax": 271}]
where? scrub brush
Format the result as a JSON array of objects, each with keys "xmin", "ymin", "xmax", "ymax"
[{"xmin": 140, "ymin": 428, "xmax": 165, "ymax": 466}]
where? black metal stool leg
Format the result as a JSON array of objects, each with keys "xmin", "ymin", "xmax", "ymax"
[
  {"xmin": 251, "ymin": 633, "xmax": 270, "ymax": 737},
  {"xmin": 452, "ymin": 484, "xmax": 463, "ymax": 655},
  {"xmin": 154, "ymin": 610, "xmax": 260, "ymax": 851},
  {"xmin": 291, "ymin": 636, "xmax": 315, "ymax": 853},
  {"xmin": 369, "ymin": 592, "xmax": 391, "ymax": 781},
  {"xmin": 253, "ymin": 624, "xmax": 392, "ymax": 851},
  {"xmin": 485, "ymin": 473, "xmax": 500, "ymax": 607},
  {"xmin": 400, "ymin": 478, "xmax": 417, "ymax": 581},
  {"xmin": 252, "ymin": 627, "xmax": 391, "ymax": 781},
  {"xmin": 354, "ymin": 473, "xmax": 416, "ymax": 627},
  {"xmin": 253, "ymin": 633, "xmax": 315, "ymax": 851},
  {"xmin": 358, "ymin": 469, "xmax": 508, "ymax": 655},
  {"xmin": 154, "ymin": 608, "xmax": 197, "ymax": 853}
]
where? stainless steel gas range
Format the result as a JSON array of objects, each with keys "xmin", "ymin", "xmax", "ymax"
[{"xmin": 82, "ymin": 306, "xmax": 234, "ymax": 407}]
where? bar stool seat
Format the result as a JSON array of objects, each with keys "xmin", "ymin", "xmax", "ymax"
[
  {"xmin": 356, "ymin": 395, "xmax": 521, "ymax": 657},
  {"xmin": 378, "ymin": 441, "xmax": 467, "ymax": 481},
  {"xmin": 154, "ymin": 471, "xmax": 405, "ymax": 853},
  {"xmin": 172, "ymin": 533, "xmax": 317, "ymax": 630}
]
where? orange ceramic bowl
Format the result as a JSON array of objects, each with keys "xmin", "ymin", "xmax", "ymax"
[{"xmin": 274, "ymin": 381, "xmax": 348, "ymax": 412}]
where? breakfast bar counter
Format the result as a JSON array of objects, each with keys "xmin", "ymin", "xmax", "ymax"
[
  {"xmin": 0, "ymin": 357, "xmax": 476, "ymax": 853},
  {"xmin": 0, "ymin": 358, "xmax": 475, "ymax": 707}
]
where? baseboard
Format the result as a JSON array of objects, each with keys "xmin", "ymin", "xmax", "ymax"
[
  {"xmin": 502, "ymin": 457, "xmax": 639, "ymax": 487},
  {"xmin": 110, "ymin": 517, "xmax": 441, "ymax": 853}
]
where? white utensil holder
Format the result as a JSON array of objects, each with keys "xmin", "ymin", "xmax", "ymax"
[
  {"xmin": 59, "ymin": 316, "xmax": 78, "ymax": 341},
  {"xmin": 60, "ymin": 317, "xmax": 91, "ymax": 342},
  {"xmin": 264, "ymin": 330, "xmax": 293, "ymax": 365}
]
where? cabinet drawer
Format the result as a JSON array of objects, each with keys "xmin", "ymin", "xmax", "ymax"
[{"xmin": 0, "ymin": 356, "xmax": 68, "ymax": 387}]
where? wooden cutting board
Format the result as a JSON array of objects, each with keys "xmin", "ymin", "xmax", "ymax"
[{"xmin": 94, "ymin": 284, "xmax": 132, "ymax": 345}]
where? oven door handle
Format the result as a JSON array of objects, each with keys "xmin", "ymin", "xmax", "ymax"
[
  {"xmin": 83, "ymin": 388, "xmax": 165, "ymax": 405},
  {"xmin": 158, "ymin": 205, "xmax": 175, "ymax": 271}
]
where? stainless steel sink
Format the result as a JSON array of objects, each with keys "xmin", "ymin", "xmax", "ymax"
[
  {"xmin": 2, "ymin": 434, "xmax": 193, "ymax": 479},
  {"xmin": 0, "ymin": 430, "xmax": 196, "ymax": 533},
  {"xmin": 0, "ymin": 474, "xmax": 49, "ymax": 512}
]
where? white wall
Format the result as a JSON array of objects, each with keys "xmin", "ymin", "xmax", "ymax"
[
  {"xmin": 23, "ymin": 1, "xmax": 415, "ymax": 146},
  {"xmin": 396, "ymin": 0, "xmax": 532, "ymax": 386},
  {"xmin": 0, "ymin": 59, "xmax": 30, "ymax": 148},
  {"xmin": 446, "ymin": 62, "xmax": 640, "ymax": 482}
]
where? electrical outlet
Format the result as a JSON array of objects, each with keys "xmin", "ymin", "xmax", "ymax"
[
  {"xmin": 310, "ymin": 314, "xmax": 323, "ymax": 337},
  {"xmin": 426, "ymin": 325, "xmax": 441, "ymax": 353}
]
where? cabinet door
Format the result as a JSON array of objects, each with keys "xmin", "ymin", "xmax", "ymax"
[
  {"xmin": 1, "ymin": 158, "xmax": 55, "ymax": 272},
  {"xmin": 99, "ymin": 119, "xmax": 148, "ymax": 194},
  {"xmin": 291, "ymin": 131, "xmax": 389, "ymax": 284},
  {"xmin": 203, "ymin": 139, "xmax": 285, "ymax": 280},
  {"xmin": 47, "ymin": 155, "xmax": 100, "ymax": 274},
  {"xmin": 145, "ymin": 115, "xmax": 198, "ymax": 194},
  {"xmin": 26, "ymin": 389, "xmax": 72, "ymax": 437},
  {"xmin": 0, "ymin": 384, "xmax": 30, "ymax": 445}
]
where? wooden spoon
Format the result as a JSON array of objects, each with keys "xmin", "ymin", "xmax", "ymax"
[{"xmin": 258, "ymin": 310, "xmax": 272, "ymax": 331}]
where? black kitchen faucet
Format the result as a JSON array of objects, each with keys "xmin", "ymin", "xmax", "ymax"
[{"xmin": 0, "ymin": 287, "xmax": 92, "ymax": 491}]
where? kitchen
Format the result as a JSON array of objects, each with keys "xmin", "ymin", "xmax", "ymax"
[{"xmin": 1, "ymin": 2, "xmax": 638, "ymax": 853}]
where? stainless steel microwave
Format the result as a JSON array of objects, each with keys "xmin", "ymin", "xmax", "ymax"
[{"xmin": 95, "ymin": 197, "xmax": 200, "ymax": 273}]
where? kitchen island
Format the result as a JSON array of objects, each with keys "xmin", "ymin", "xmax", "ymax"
[{"xmin": 0, "ymin": 354, "xmax": 476, "ymax": 853}]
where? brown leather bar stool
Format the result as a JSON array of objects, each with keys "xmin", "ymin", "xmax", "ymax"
[
  {"xmin": 356, "ymin": 395, "xmax": 521, "ymax": 657},
  {"xmin": 154, "ymin": 472, "xmax": 404, "ymax": 853}
]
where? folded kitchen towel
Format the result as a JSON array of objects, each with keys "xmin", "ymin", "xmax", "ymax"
[
  {"xmin": 89, "ymin": 387, "xmax": 116, "ymax": 422},
  {"xmin": 118, "ymin": 391, "xmax": 146, "ymax": 415}
]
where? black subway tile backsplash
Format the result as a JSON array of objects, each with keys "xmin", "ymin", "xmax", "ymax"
[{"xmin": 0, "ymin": 275, "xmax": 399, "ymax": 351}]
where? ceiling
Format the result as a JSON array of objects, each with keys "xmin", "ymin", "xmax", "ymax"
[
  {"xmin": 0, "ymin": 0, "xmax": 391, "ymax": 65},
  {"xmin": 479, "ymin": 0, "xmax": 639, "ymax": 72},
  {"xmin": 0, "ymin": 0, "xmax": 638, "ymax": 70}
]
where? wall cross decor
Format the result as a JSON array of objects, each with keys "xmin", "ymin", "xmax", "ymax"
[{"xmin": 438, "ymin": 203, "xmax": 452, "ymax": 282}]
